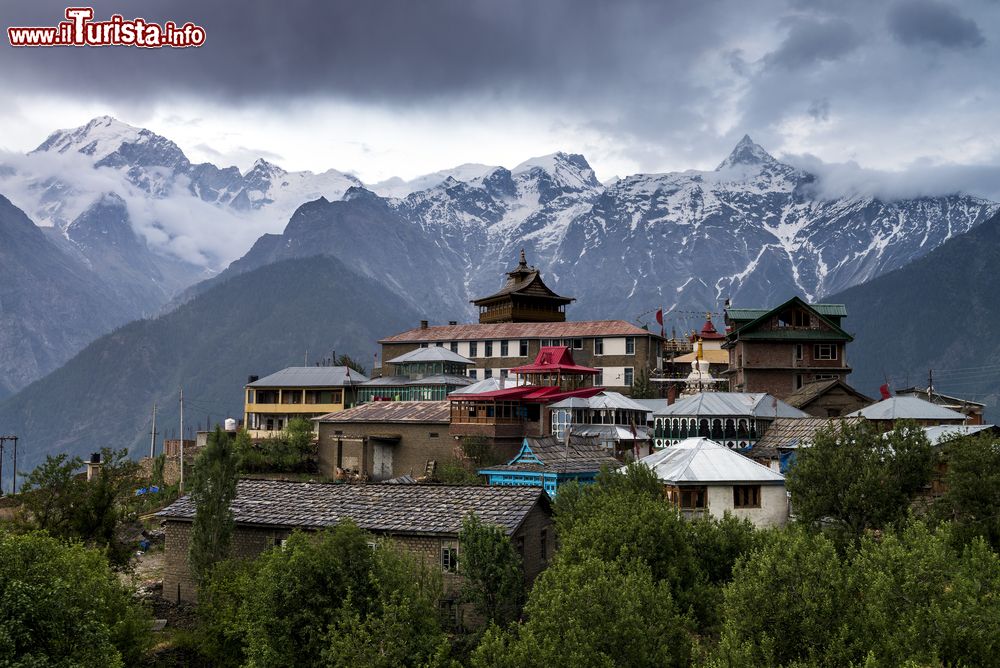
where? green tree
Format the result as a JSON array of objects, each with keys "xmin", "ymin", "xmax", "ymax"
[
  {"xmin": 786, "ymin": 420, "xmax": 933, "ymax": 542},
  {"xmin": 188, "ymin": 426, "xmax": 239, "ymax": 585},
  {"xmin": 20, "ymin": 448, "xmax": 140, "ymax": 567},
  {"xmin": 337, "ymin": 353, "xmax": 368, "ymax": 377},
  {"xmin": 472, "ymin": 557, "xmax": 691, "ymax": 668},
  {"xmin": 285, "ymin": 416, "xmax": 316, "ymax": 460},
  {"xmin": 629, "ymin": 368, "xmax": 657, "ymax": 399},
  {"xmin": 458, "ymin": 513, "xmax": 525, "ymax": 626},
  {"xmin": 0, "ymin": 530, "xmax": 151, "ymax": 667},
  {"xmin": 196, "ymin": 557, "xmax": 261, "ymax": 668},
  {"xmin": 931, "ymin": 433, "xmax": 1000, "ymax": 549}
]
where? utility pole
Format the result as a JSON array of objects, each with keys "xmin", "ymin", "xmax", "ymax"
[
  {"xmin": 179, "ymin": 388, "xmax": 185, "ymax": 493},
  {"xmin": 0, "ymin": 435, "xmax": 18, "ymax": 495},
  {"xmin": 150, "ymin": 403, "xmax": 158, "ymax": 458},
  {"xmin": 928, "ymin": 369, "xmax": 934, "ymax": 398}
]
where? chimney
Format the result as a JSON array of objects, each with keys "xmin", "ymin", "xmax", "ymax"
[
  {"xmin": 667, "ymin": 384, "xmax": 677, "ymax": 406},
  {"xmin": 420, "ymin": 320, "xmax": 429, "ymax": 329},
  {"xmin": 86, "ymin": 452, "xmax": 102, "ymax": 481},
  {"xmin": 247, "ymin": 374, "xmax": 259, "ymax": 384}
]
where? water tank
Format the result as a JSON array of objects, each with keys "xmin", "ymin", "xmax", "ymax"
[{"xmin": 224, "ymin": 417, "xmax": 237, "ymax": 432}]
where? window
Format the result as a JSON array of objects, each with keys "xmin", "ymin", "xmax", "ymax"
[
  {"xmin": 420, "ymin": 342, "xmax": 429, "ymax": 348},
  {"xmin": 679, "ymin": 486, "xmax": 707, "ymax": 509},
  {"xmin": 500, "ymin": 368, "xmax": 509, "ymax": 378},
  {"xmin": 795, "ymin": 374, "xmax": 804, "ymax": 390},
  {"xmin": 814, "ymin": 344, "xmax": 837, "ymax": 360},
  {"xmin": 441, "ymin": 545, "xmax": 458, "ymax": 573},
  {"xmin": 435, "ymin": 342, "xmax": 443, "ymax": 347},
  {"xmin": 794, "ymin": 311, "xmax": 810, "ymax": 327},
  {"xmin": 625, "ymin": 337, "xmax": 635, "ymax": 355},
  {"xmin": 733, "ymin": 485, "xmax": 761, "ymax": 508},
  {"xmin": 273, "ymin": 536, "xmax": 288, "ymax": 549},
  {"xmin": 540, "ymin": 528, "xmax": 548, "ymax": 563},
  {"xmin": 594, "ymin": 368, "xmax": 604, "ymax": 386},
  {"xmin": 469, "ymin": 341, "xmax": 478, "ymax": 357},
  {"xmin": 485, "ymin": 340, "xmax": 494, "ymax": 357},
  {"xmin": 468, "ymin": 369, "xmax": 478, "ymax": 379},
  {"xmin": 429, "ymin": 432, "xmax": 439, "ymax": 438},
  {"xmin": 794, "ymin": 344, "xmax": 803, "ymax": 361},
  {"xmin": 572, "ymin": 338, "xmax": 583, "ymax": 350},
  {"xmin": 624, "ymin": 367, "xmax": 634, "ymax": 387},
  {"xmin": 484, "ymin": 368, "xmax": 493, "ymax": 378},
  {"xmin": 450, "ymin": 341, "xmax": 458, "ymax": 353},
  {"xmin": 500, "ymin": 340, "xmax": 509, "ymax": 356},
  {"xmin": 366, "ymin": 541, "xmax": 378, "ymax": 551},
  {"xmin": 519, "ymin": 339, "xmax": 529, "ymax": 356},
  {"xmin": 594, "ymin": 338, "xmax": 604, "ymax": 355}
]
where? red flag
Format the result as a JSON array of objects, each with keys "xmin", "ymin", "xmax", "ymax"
[
  {"xmin": 655, "ymin": 309, "xmax": 664, "ymax": 337},
  {"xmin": 879, "ymin": 383, "xmax": 891, "ymax": 400}
]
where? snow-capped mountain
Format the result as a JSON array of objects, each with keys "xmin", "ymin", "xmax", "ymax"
[{"xmin": 189, "ymin": 137, "xmax": 997, "ymax": 332}]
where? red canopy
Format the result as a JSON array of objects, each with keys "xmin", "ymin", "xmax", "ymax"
[{"xmin": 509, "ymin": 346, "xmax": 599, "ymax": 375}]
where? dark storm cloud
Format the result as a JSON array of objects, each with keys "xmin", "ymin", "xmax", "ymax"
[
  {"xmin": 764, "ymin": 17, "xmax": 862, "ymax": 69},
  {"xmin": 0, "ymin": 0, "xmax": 727, "ymax": 104},
  {"xmin": 887, "ymin": 1, "xmax": 984, "ymax": 49}
]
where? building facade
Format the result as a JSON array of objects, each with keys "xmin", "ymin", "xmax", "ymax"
[
  {"xmin": 356, "ymin": 347, "xmax": 473, "ymax": 403},
  {"xmin": 478, "ymin": 434, "xmax": 621, "ymax": 497},
  {"xmin": 244, "ymin": 366, "xmax": 368, "ymax": 439},
  {"xmin": 472, "ymin": 250, "xmax": 574, "ymax": 324},
  {"xmin": 651, "ymin": 392, "xmax": 808, "ymax": 450},
  {"xmin": 783, "ymin": 378, "xmax": 873, "ymax": 418},
  {"xmin": 379, "ymin": 320, "xmax": 662, "ymax": 394},
  {"xmin": 723, "ymin": 298, "xmax": 853, "ymax": 399},
  {"xmin": 158, "ymin": 480, "xmax": 555, "ymax": 603},
  {"xmin": 314, "ymin": 401, "xmax": 454, "ymax": 481}
]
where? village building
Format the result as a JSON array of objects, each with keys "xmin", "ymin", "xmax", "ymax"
[
  {"xmin": 631, "ymin": 437, "xmax": 788, "ymax": 527},
  {"xmin": 651, "ymin": 392, "xmax": 808, "ymax": 450},
  {"xmin": 896, "ymin": 387, "xmax": 986, "ymax": 425},
  {"xmin": 472, "ymin": 249, "xmax": 574, "ymax": 324},
  {"xmin": 158, "ymin": 480, "xmax": 554, "ymax": 603},
  {"xmin": 356, "ymin": 347, "xmax": 474, "ymax": 403},
  {"xmin": 722, "ymin": 298, "xmax": 853, "ymax": 399},
  {"xmin": 548, "ymin": 391, "xmax": 653, "ymax": 460},
  {"xmin": 448, "ymin": 346, "xmax": 604, "ymax": 457},
  {"xmin": 746, "ymin": 416, "xmax": 864, "ymax": 473},
  {"xmin": 314, "ymin": 401, "xmax": 453, "ymax": 481},
  {"xmin": 845, "ymin": 395, "xmax": 969, "ymax": 430},
  {"xmin": 783, "ymin": 378, "xmax": 873, "ymax": 418},
  {"xmin": 663, "ymin": 314, "xmax": 729, "ymax": 379},
  {"xmin": 378, "ymin": 252, "xmax": 662, "ymax": 394},
  {"xmin": 478, "ymin": 434, "xmax": 621, "ymax": 497},
  {"xmin": 244, "ymin": 366, "xmax": 368, "ymax": 438}
]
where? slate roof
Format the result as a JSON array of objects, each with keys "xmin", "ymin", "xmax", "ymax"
[
  {"xmin": 846, "ymin": 396, "xmax": 968, "ymax": 421},
  {"xmin": 379, "ymin": 320, "xmax": 659, "ymax": 343},
  {"xmin": 386, "ymin": 347, "xmax": 475, "ymax": 365},
  {"xmin": 315, "ymin": 400, "xmax": 450, "ymax": 423},
  {"xmin": 747, "ymin": 416, "xmax": 863, "ymax": 460},
  {"xmin": 248, "ymin": 366, "xmax": 369, "ymax": 388},
  {"xmin": 481, "ymin": 434, "xmax": 621, "ymax": 474},
  {"xmin": 631, "ymin": 437, "xmax": 785, "ymax": 485},
  {"xmin": 653, "ymin": 392, "xmax": 808, "ymax": 419},
  {"xmin": 783, "ymin": 379, "xmax": 873, "ymax": 409},
  {"xmin": 158, "ymin": 480, "xmax": 546, "ymax": 536}
]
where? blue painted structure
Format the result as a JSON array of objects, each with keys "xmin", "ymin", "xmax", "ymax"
[{"xmin": 478, "ymin": 434, "xmax": 620, "ymax": 497}]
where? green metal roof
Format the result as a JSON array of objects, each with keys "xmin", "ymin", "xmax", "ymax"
[
  {"xmin": 725, "ymin": 308, "xmax": 769, "ymax": 322},
  {"xmin": 727, "ymin": 304, "xmax": 847, "ymax": 321}
]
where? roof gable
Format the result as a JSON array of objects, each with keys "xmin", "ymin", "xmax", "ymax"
[
  {"xmin": 784, "ymin": 379, "xmax": 874, "ymax": 409},
  {"xmin": 726, "ymin": 297, "xmax": 851, "ymax": 342},
  {"xmin": 248, "ymin": 366, "xmax": 370, "ymax": 387},
  {"xmin": 633, "ymin": 437, "xmax": 785, "ymax": 484}
]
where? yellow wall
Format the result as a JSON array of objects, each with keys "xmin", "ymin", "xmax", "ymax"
[{"xmin": 244, "ymin": 387, "xmax": 347, "ymax": 438}]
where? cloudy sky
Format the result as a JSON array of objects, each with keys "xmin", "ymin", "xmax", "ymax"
[{"xmin": 2, "ymin": 0, "xmax": 999, "ymax": 194}]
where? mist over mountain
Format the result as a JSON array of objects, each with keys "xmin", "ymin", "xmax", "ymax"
[{"xmin": 0, "ymin": 255, "xmax": 421, "ymax": 481}]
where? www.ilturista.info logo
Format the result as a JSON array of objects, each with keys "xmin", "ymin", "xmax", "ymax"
[{"xmin": 8, "ymin": 7, "xmax": 206, "ymax": 48}]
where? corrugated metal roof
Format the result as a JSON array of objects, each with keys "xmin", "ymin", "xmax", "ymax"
[
  {"xmin": 923, "ymin": 424, "xmax": 997, "ymax": 445},
  {"xmin": 315, "ymin": 400, "xmax": 450, "ymax": 423},
  {"xmin": 379, "ymin": 320, "xmax": 660, "ymax": 343},
  {"xmin": 360, "ymin": 374, "xmax": 472, "ymax": 387},
  {"xmin": 385, "ymin": 347, "xmax": 474, "ymax": 365},
  {"xmin": 846, "ymin": 396, "xmax": 968, "ymax": 421},
  {"xmin": 158, "ymin": 480, "xmax": 545, "ymax": 536},
  {"xmin": 727, "ymin": 304, "xmax": 846, "ymax": 321},
  {"xmin": 672, "ymin": 349, "xmax": 729, "ymax": 364},
  {"xmin": 630, "ymin": 437, "xmax": 785, "ymax": 484},
  {"xmin": 653, "ymin": 392, "xmax": 808, "ymax": 419},
  {"xmin": 248, "ymin": 366, "xmax": 370, "ymax": 387},
  {"xmin": 449, "ymin": 378, "xmax": 529, "ymax": 395},
  {"xmin": 549, "ymin": 391, "xmax": 649, "ymax": 412},
  {"xmin": 573, "ymin": 424, "xmax": 652, "ymax": 441}
]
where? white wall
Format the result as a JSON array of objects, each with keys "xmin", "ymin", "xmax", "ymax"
[
  {"xmin": 596, "ymin": 366, "xmax": 633, "ymax": 387},
  {"xmin": 707, "ymin": 484, "xmax": 788, "ymax": 528},
  {"xmin": 602, "ymin": 337, "xmax": 627, "ymax": 356}
]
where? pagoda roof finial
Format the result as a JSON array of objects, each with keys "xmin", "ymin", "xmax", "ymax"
[{"xmin": 519, "ymin": 248, "xmax": 527, "ymax": 267}]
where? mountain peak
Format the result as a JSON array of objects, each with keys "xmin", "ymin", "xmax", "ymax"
[
  {"xmin": 33, "ymin": 116, "xmax": 144, "ymax": 160},
  {"xmin": 512, "ymin": 151, "xmax": 600, "ymax": 190},
  {"xmin": 247, "ymin": 158, "xmax": 285, "ymax": 176},
  {"xmin": 716, "ymin": 134, "xmax": 778, "ymax": 170}
]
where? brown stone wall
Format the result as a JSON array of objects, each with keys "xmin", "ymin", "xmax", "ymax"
[
  {"xmin": 799, "ymin": 387, "xmax": 871, "ymax": 418},
  {"xmin": 728, "ymin": 341, "xmax": 850, "ymax": 399},
  {"xmin": 317, "ymin": 422, "xmax": 457, "ymax": 480},
  {"xmin": 510, "ymin": 503, "xmax": 555, "ymax": 584}
]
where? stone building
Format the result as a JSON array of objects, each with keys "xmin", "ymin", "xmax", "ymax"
[
  {"xmin": 472, "ymin": 250, "xmax": 574, "ymax": 323},
  {"xmin": 314, "ymin": 401, "xmax": 453, "ymax": 481},
  {"xmin": 723, "ymin": 297, "xmax": 853, "ymax": 399},
  {"xmin": 783, "ymin": 378, "xmax": 873, "ymax": 418},
  {"xmin": 158, "ymin": 480, "xmax": 554, "ymax": 603}
]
